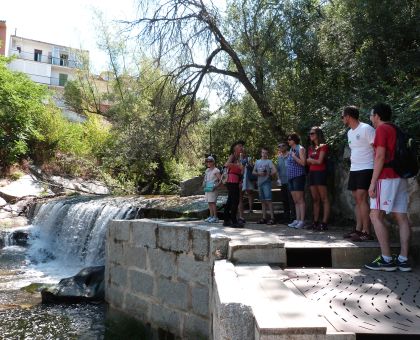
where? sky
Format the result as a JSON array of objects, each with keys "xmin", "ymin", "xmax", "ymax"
[
  {"xmin": 1, "ymin": 0, "xmax": 228, "ymax": 109},
  {"xmin": 2, "ymin": 0, "xmax": 138, "ymax": 72}
]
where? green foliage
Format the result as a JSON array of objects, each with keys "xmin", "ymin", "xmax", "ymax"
[
  {"xmin": 211, "ymin": 0, "xmax": 419, "ymax": 157},
  {"xmin": 0, "ymin": 56, "xmax": 51, "ymax": 167}
]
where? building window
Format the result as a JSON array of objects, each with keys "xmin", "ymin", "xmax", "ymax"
[
  {"xmin": 58, "ymin": 73, "xmax": 68, "ymax": 86},
  {"xmin": 60, "ymin": 53, "xmax": 69, "ymax": 66},
  {"xmin": 34, "ymin": 49, "xmax": 42, "ymax": 62}
]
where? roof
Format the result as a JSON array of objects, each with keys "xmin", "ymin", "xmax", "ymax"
[{"xmin": 10, "ymin": 35, "xmax": 89, "ymax": 53}]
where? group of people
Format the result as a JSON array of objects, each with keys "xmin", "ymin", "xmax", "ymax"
[{"xmin": 203, "ymin": 102, "xmax": 413, "ymax": 272}]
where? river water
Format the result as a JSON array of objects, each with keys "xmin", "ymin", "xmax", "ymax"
[{"xmin": 0, "ymin": 196, "xmax": 141, "ymax": 339}]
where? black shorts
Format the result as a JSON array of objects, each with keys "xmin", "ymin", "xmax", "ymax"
[
  {"xmin": 348, "ymin": 169, "xmax": 373, "ymax": 191},
  {"xmin": 308, "ymin": 170, "xmax": 327, "ymax": 186}
]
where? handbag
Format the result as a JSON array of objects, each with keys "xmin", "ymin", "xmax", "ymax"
[{"xmin": 204, "ymin": 180, "xmax": 216, "ymax": 192}]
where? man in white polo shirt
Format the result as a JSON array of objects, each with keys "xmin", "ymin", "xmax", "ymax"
[{"xmin": 341, "ymin": 106, "xmax": 375, "ymax": 241}]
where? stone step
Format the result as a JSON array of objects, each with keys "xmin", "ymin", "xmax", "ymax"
[{"xmin": 227, "ymin": 233, "xmax": 286, "ymax": 265}]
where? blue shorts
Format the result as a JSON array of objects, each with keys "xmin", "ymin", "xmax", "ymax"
[
  {"xmin": 259, "ymin": 181, "xmax": 272, "ymax": 201},
  {"xmin": 288, "ymin": 175, "xmax": 306, "ymax": 191}
]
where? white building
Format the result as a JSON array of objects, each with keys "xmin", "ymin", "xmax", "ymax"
[{"xmin": 7, "ymin": 35, "xmax": 88, "ymax": 87}]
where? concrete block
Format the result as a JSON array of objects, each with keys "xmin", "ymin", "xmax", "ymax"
[
  {"xmin": 183, "ymin": 314, "xmax": 210, "ymax": 339},
  {"xmin": 109, "ymin": 265, "xmax": 128, "ymax": 288},
  {"xmin": 129, "ymin": 269, "xmax": 154, "ymax": 296},
  {"xmin": 131, "ymin": 220, "xmax": 158, "ymax": 248},
  {"xmin": 156, "ymin": 277, "xmax": 188, "ymax": 310},
  {"xmin": 106, "ymin": 285, "xmax": 125, "ymax": 309},
  {"xmin": 331, "ymin": 246, "xmax": 400, "ymax": 268},
  {"xmin": 150, "ymin": 303, "xmax": 182, "ymax": 336},
  {"xmin": 157, "ymin": 224, "xmax": 190, "ymax": 253},
  {"xmin": 192, "ymin": 227, "xmax": 210, "ymax": 258},
  {"xmin": 212, "ymin": 260, "xmax": 254, "ymax": 340},
  {"xmin": 229, "ymin": 242, "xmax": 286, "ymax": 264},
  {"xmin": 178, "ymin": 254, "xmax": 211, "ymax": 285},
  {"xmin": 191, "ymin": 286, "xmax": 210, "ymax": 317},
  {"xmin": 109, "ymin": 220, "xmax": 130, "ymax": 242},
  {"xmin": 124, "ymin": 245, "xmax": 147, "ymax": 269},
  {"xmin": 210, "ymin": 236, "xmax": 230, "ymax": 260},
  {"xmin": 327, "ymin": 332, "xmax": 356, "ymax": 340},
  {"xmin": 108, "ymin": 242, "xmax": 124, "ymax": 265},
  {"xmin": 124, "ymin": 292, "xmax": 150, "ymax": 321},
  {"xmin": 148, "ymin": 248, "xmax": 177, "ymax": 278}
]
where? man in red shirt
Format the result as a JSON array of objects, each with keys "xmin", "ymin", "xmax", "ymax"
[{"xmin": 365, "ymin": 103, "xmax": 411, "ymax": 271}]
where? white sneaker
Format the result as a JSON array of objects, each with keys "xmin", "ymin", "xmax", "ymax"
[
  {"xmin": 294, "ymin": 221, "xmax": 306, "ymax": 229},
  {"xmin": 288, "ymin": 220, "xmax": 299, "ymax": 228},
  {"xmin": 209, "ymin": 217, "xmax": 219, "ymax": 223},
  {"xmin": 205, "ymin": 217, "xmax": 212, "ymax": 222}
]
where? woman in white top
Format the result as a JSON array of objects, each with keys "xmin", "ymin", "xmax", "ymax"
[{"xmin": 203, "ymin": 156, "xmax": 221, "ymax": 223}]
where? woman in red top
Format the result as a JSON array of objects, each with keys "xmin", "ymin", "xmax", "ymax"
[
  {"xmin": 223, "ymin": 141, "xmax": 244, "ymax": 228},
  {"xmin": 306, "ymin": 126, "xmax": 330, "ymax": 230}
]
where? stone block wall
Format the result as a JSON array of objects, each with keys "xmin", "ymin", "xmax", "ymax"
[{"xmin": 105, "ymin": 219, "xmax": 216, "ymax": 339}]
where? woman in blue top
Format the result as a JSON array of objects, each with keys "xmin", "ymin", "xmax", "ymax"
[{"xmin": 286, "ymin": 133, "xmax": 307, "ymax": 229}]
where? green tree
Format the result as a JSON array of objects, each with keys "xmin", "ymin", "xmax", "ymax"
[{"xmin": 0, "ymin": 56, "xmax": 56, "ymax": 169}]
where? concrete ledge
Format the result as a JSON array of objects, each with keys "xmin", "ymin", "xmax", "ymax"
[
  {"xmin": 229, "ymin": 242, "xmax": 286, "ymax": 264},
  {"xmin": 212, "ymin": 260, "xmax": 254, "ymax": 340},
  {"xmin": 234, "ymin": 265, "xmax": 328, "ymax": 339}
]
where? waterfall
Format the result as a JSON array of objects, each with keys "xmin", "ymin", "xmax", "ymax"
[{"xmin": 28, "ymin": 196, "xmax": 139, "ymax": 274}]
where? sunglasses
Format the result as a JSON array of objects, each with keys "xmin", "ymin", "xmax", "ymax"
[{"xmin": 309, "ymin": 132, "xmax": 316, "ymax": 135}]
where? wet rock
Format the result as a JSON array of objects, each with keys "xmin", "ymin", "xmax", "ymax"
[
  {"xmin": 41, "ymin": 266, "xmax": 105, "ymax": 304},
  {"xmin": 10, "ymin": 230, "xmax": 29, "ymax": 246}
]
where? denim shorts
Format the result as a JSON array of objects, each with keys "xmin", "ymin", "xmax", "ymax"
[
  {"xmin": 259, "ymin": 180, "xmax": 272, "ymax": 201},
  {"xmin": 288, "ymin": 175, "xmax": 306, "ymax": 191}
]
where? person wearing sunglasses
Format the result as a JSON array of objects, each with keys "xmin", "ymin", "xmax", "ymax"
[
  {"xmin": 286, "ymin": 133, "xmax": 307, "ymax": 229},
  {"xmin": 203, "ymin": 156, "xmax": 221, "ymax": 223},
  {"xmin": 306, "ymin": 127, "xmax": 330, "ymax": 231}
]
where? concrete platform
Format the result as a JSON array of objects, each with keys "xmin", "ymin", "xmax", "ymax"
[{"xmin": 284, "ymin": 268, "xmax": 420, "ymax": 335}]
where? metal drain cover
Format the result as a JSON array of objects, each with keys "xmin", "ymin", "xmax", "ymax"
[{"xmin": 285, "ymin": 269, "xmax": 420, "ymax": 334}]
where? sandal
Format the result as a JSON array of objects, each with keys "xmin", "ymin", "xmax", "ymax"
[
  {"xmin": 257, "ymin": 218, "xmax": 267, "ymax": 224},
  {"xmin": 266, "ymin": 219, "xmax": 275, "ymax": 225}
]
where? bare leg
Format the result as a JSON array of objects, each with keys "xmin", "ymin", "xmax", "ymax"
[
  {"xmin": 267, "ymin": 201, "xmax": 274, "ymax": 220},
  {"xmin": 393, "ymin": 212, "xmax": 411, "ymax": 258},
  {"xmin": 295, "ymin": 191, "xmax": 305, "ymax": 221},
  {"xmin": 310, "ymin": 186, "xmax": 320, "ymax": 222},
  {"xmin": 209, "ymin": 202, "xmax": 217, "ymax": 217},
  {"xmin": 318, "ymin": 185, "xmax": 330, "ymax": 224},
  {"xmin": 354, "ymin": 189, "xmax": 370, "ymax": 233},
  {"xmin": 352, "ymin": 190, "xmax": 362, "ymax": 231},
  {"xmin": 370, "ymin": 209, "xmax": 391, "ymax": 257},
  {"xmin": 247, "ymin": 190, "xmax": 254, "ymax": 211},
  {"xmin": 262, "ymin": 200, "xmax": 267, "ymax": 220},
  {"xmin": 291, "ymin": 191, "xmax": 300, "ymax": 220}
]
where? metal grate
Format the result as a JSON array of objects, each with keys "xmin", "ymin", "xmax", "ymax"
[{"xmin": 285, "ymin": 269, "xmax": 420, "ymax": 334}]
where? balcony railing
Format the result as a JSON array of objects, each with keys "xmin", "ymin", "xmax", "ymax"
[
  {"xmin": 10, "ymin": 71, "xmax": 68, "ymax": 87},
  {"xmin": 10, "ymin": 49, "xmax": 80, "ymax": 68}
]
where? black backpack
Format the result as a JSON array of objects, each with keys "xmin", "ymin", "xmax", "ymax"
[{"xmin": 384, "ymin": 123, "xmax": 419, "ymax": 178}]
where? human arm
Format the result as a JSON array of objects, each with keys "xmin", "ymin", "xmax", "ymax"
[
  {"xmin": 292, "ymin": 147, "xmax": 306, "ymax": 166},
  {"xmin": 368, "ymin": 146, "xmax": 386, "ymax": 198},
  {"xmin": 307, "ymin": 145, "xmax": 327, "ymax": 165}
]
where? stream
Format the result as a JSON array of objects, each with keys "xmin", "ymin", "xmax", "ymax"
[{"xmin": 0, "ymin": 196, "xmax": 148, "ymax": 339}]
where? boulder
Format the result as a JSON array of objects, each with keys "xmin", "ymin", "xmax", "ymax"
[
  {"xmin": 180, "ymin": 176, "xmax": 204, "ymax": 197},
  {"xmin": 41, "ymin": 266, "xmax": 105, "ymax": 304},
  {"xmin": 50, "ymin": 176, "xmax": 109, "ymax": 195},
  {"xmin": 0, "ymin": 175, "xmax": 53, "ymax": 202}
]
